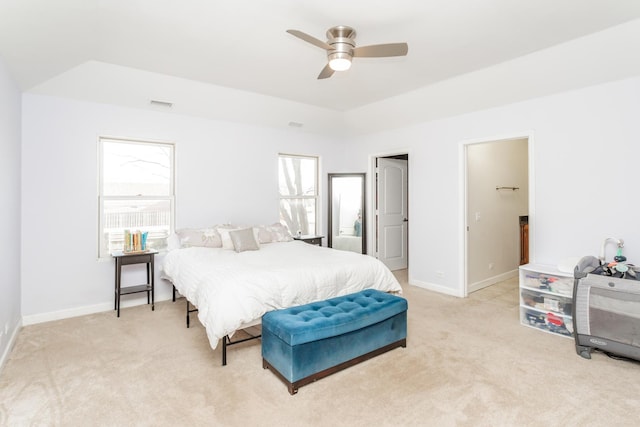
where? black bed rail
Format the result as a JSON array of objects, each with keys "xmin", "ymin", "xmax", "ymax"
[
  {"xmin": 221, "ymin": 332, "xmax": 261, "ymax": 366},
  {"xmin": 174, "ymin": 285, "xmax": 261, "ymax": 365}
]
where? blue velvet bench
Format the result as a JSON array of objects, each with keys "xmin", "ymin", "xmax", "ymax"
[{"xmin": 261, "ymin": 289, "xmax": 407, "ymax": 394}]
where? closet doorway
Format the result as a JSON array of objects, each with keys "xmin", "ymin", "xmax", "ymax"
[{"xmin": 463, "ymin": 136, "xmax": 531, "ymax": 295}]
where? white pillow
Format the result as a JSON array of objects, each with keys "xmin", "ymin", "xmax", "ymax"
[
  {"xmin": 167, "ymin": 233, "xmax": 181, "ymax": 251},
  {"xmin": 254, "ymin": 223, "xmax": 293, "ymax": 243},
  {"xmin": 253, "ymin": 225, "xmax": 272, "ymax": 243},
  {"xmin": 174, "ymin": 228, "xmax": 222, "ymax": 248},
  {"xmin": 218, "ymin": 228, "xmax": 240, "ymax": 250}
]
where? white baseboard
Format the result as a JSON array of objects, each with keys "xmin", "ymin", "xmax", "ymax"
[
  {"xmin": 409, "ymin": 277, "xmax": 465, "ymax": 298},
  {"xmin": 0, "ymin": 319, "xmax": 22, "ymax": 375},
  {"xmin": 468, "ymin": 269, "xmax": 518, "ymax": 294},
  {"xmin": 22, "ymin": 302, "xmax": 114, "ymax": 326},
  {"xmin": 22, "ymin": 293, "xmax": 174, "ymax": 326}
]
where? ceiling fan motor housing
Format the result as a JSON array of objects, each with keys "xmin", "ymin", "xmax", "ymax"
[{"xmin": 327, "ymin": 25, "xmax": 356, "ymax": 62}]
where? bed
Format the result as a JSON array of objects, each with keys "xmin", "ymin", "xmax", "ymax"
[
  {"xmin": 331, "ymin": 235, "xmax": 363, "ymax": 253},
  {"xmin": 160, "ymin": 225, "xmax": 402, "ymax": 364}
]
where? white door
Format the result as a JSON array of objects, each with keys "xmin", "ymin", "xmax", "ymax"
[{"xmin": 377, "ymin": 158, "xmax": 408, "ymax": 270}]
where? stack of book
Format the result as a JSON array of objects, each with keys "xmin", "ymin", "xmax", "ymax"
[{"xmin": 123, "ymin": 230, "xmax": 148, "ymax": 253}]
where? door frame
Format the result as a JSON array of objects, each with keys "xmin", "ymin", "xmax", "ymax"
[
  {"xmin": 369, "ymin": 150, "xmax": 410, "ymax": 266},
  {"xmin": 459, "ymin": 132, "xmax": 536, "ymax": 297}
]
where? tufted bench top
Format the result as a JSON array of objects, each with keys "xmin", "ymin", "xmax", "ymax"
[{"xmin": 262, "ymin": 289, "xmax": 407, "ymax": 346}]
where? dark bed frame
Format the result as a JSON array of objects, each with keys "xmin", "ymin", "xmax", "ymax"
[{"xmin": 172, "ymin": 286, "xmax": 261, "ymax": 366}]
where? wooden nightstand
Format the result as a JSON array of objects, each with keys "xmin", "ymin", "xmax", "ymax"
[
  {"xmin": 293, "ymin": 235, "xmax": 324, "ymax": 246},
  {"xmin": 111, "ymin": 249, "xmax": 158, "ymax": 317}
]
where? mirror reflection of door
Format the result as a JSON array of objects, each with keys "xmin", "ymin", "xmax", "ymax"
[{"xmin": 328, "ymin": 173, "xmax": 366, "ymax": 254}]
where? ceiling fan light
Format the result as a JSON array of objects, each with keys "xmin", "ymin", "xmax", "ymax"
[
  {"xmin": 329, "ymin": 57, "xmax": 351, "ymax": 71},
  {"xmin": 329, "ymin": 52, "xmax": 351, "ymax": 71}
]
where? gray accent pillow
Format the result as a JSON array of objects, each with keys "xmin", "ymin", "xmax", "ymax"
[{"xmin": 230, "ymin": 228, "xmax": 260, "ymax": 253}]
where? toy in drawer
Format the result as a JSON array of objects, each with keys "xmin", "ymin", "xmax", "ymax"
[
  {"xmin": 520, "ymin": 289, "xmax": 572, "ymax": 316},
  {"xmin": 523, "ymin": 272, "xmax": 573, "ymax": 296},
  {"xmin": 521, "ymin": 309, "xmax": 573, "ymax": 337}
]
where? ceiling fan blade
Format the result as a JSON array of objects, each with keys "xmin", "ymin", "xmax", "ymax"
[
  {"xmin": 287, "ymin": 29, "xmax": 334, "ymax": 51},
  {"xmin": 317, "ymin": 63, "xmax": 335, "ymax": 79},
  {"xmin": 352, "ymin": 42, "xmax": 408, "ymax": 58}
]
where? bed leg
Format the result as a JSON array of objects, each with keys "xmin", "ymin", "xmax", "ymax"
[
  {"xmin": 184, "ymin": 299, "xmax": 198, "ymax": 329},
  {"xmin": 222, "ymin": 335, "xmax": 228, "ymax": 366},
  {"xmin": 186, "ymin": 299, "xmax": 190, "ymax": 328},
  {"xmin": 172, "ymin": 285, "xmax": 176, "ymax": 302}
]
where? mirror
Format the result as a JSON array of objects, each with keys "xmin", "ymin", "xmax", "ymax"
[{"xmin": 328, "ymin": 173, "xmax": 366, "ymax": 254}]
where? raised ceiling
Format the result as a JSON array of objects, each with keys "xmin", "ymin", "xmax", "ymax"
[{"xmin": 2, "ymin": 0, "xmax": 640, "ymax": 113}]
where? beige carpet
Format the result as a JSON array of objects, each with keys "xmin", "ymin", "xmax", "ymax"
[{"xmin": 2, "ymin": 271, "xmax": 640, "ymax": 426}]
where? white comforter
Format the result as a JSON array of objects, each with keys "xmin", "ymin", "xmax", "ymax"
[{"xmin": 161, "ymin": 241, "xmax": 402, "ymax": 349}]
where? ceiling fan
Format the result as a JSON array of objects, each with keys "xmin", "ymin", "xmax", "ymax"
[{"xmin": 286, "ymin": 25, "xmax": 408, "ymax": 79}]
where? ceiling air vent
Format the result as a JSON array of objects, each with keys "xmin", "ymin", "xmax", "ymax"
[{"xmin": 149, "ymin": 99, "xmax": 173, "ymax": 108}]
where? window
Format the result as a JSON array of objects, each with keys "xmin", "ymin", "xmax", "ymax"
[
  {"xmin": 99, "ymin": 137, "xmax": 175, "ymax": 258},
  {"xmin": 278, "ymin": 154, "xmax": 318, "ymax": 236}
]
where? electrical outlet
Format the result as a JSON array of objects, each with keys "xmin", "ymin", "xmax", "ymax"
[
  {"xmin": 489, "ymin": 263, "xmax": 494, "ymax": 270},
  {"xmin": 436, "ymin": 270, "xmax": 444, "ymax": 278}
]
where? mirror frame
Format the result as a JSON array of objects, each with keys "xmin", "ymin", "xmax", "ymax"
[{"xmin": 328, "ymin": 173, "xmax": 366, "ymax": 254}]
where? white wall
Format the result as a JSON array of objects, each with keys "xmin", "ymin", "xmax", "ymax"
[
  {"xmin": 18, "ymin": 76, "xmax": 640, "ymax": 319},
  {"xmin": 351, "ymin": 76, "xmax": 640, "ymax": 296},
  {"xmin": 20, "ymin": 94, "xmax": 344, "ymax": 321},
  {"xmin": 30, "ymin": 61, "xmax": 347, "ymax": 138},
  {"xmin": 344, "ymin": 18, "xmax": 640, "ymax": 136},
  {"xmin": 0, "ymin": 56, "xmax": 22, "ymax": 369}
]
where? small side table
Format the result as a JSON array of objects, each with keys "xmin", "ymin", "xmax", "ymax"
[
  {"xmin": 293, "ymin": 235, "xmax": 324, "ymax": 246},
  {"xmin": 111, "ymin": 249, "xmax": 158, "ymax": 317}
]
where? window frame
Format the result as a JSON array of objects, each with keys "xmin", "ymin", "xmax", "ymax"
[
  {"xmin": 98, "ymin": 136, "xmax": 176, "ymax": 259},
  {"xmin": 278, "ymin": 153, "xmax": 319, "ymax": 236}
]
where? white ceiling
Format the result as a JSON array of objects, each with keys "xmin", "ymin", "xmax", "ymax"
[
  {"xmin": 0, "ymin": 0, "xmax": 640, "ymax": 110},
  {"xmin": 2, "ymin": 0, "xmax": 640, "ymax": 114}
]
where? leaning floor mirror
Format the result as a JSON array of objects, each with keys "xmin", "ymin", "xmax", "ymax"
[{"xmin": 328, "ymin": 173, "xmax": 366, "ymax": 254}]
